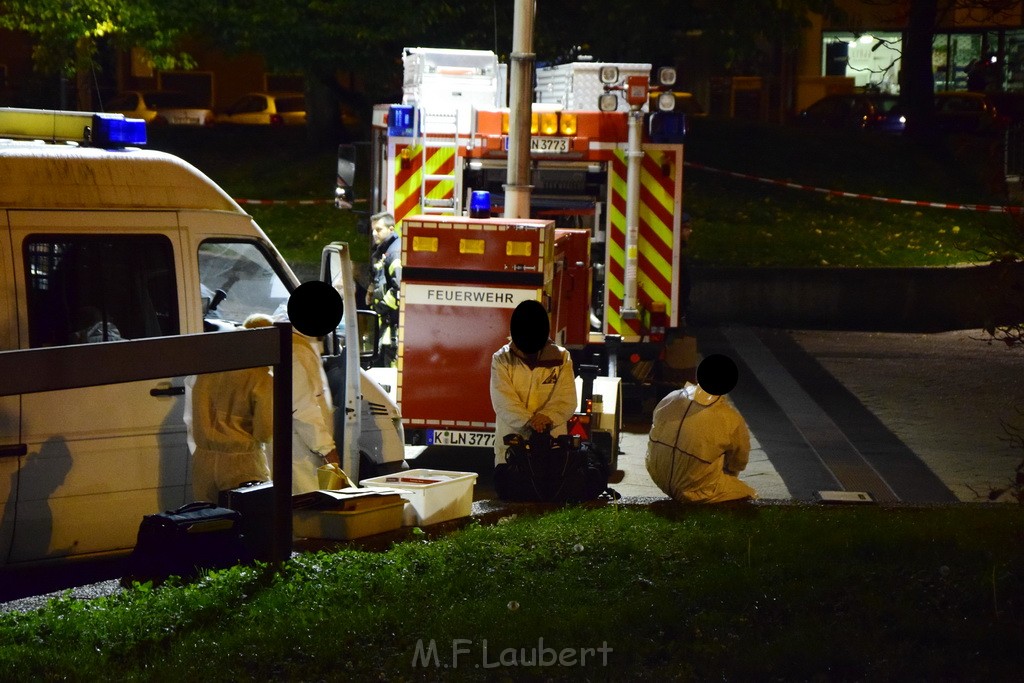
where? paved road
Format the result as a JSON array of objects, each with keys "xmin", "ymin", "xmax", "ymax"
[{"xmin": 611, "ymin": 326, "xmax": 1024, "ymax": 504}]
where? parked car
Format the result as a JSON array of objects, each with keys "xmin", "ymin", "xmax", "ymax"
[
  {"xmin": 104, "ymin": 90, "xmax": 214, "ymax": 126},
  {"xmin": 216, "ymin": 92, "xmax": 306, "ymax": 126},
  {"xmin": 793, "ymin": 93, "xmax": 906, "ymax": 134},
  {"xmin": 933, "ymin": 91, "xmax": 1008, "ymax": 134}
]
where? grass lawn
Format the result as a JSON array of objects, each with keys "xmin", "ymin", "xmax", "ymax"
[
  {"xmin": 684, "ymin": 118, "xmax": 1019, "ymax": 268},
  {"xmin": 1, "ymin": 505, "xmax": 1021, "ymax": 680},
  {"xmin": 147, "ymin": 119, "xmax": 1021, "ymax": 273}
]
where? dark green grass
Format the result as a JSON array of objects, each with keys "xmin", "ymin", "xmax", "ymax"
[
  {"xmin": 144, "ymin": 118, "xmax": 1021, "ymax": 272},
  {"xmin": 1, "ymin": 506, "xmax": 1021, "ymax": 681},
  {"xmin": 685, "ymin": 169, "xmax": 1012, "ymax": 267}
]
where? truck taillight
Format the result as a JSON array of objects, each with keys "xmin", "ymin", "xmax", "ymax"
[
  {"xmin": 559, "ymin": 112, "xmax": 577, "ymax": 135},
  {"xmin": 270, "ymin": 113, "xmax": 284, "ymax": 126}
]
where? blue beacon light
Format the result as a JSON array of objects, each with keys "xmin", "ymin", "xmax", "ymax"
[
  {"xmin": 469, "ymin": 190, "xmax": 491, "ymax": 218},
  {"xmin": 91, "ymin": 113, "xmax": 148, "ymax": 148}
]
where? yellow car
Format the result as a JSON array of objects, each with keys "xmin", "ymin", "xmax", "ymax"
[
  {"xmin": 216, "ymin": 92, "xmax": 307, "ymax": 126},
  {"xmin": 104, "ymin": 90, "xmax": 214, "ymax": 126}
]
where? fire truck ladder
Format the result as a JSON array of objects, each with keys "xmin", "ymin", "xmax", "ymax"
[{"xmin": 419, "ymin": 110, "xmax": 460, "ymax": 215}]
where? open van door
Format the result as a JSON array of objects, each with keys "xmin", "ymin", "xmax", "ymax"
[
  {"xmin": 320, "ymin": 242, "xmax": 362, "ymax": 481},
  {"xmin": 320, "ymin": 242, "xmax": 406, "ymax": 483}
]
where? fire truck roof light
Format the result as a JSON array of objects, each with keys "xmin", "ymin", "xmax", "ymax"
[
  {"xmin": 599, "ymin": 66, "xmax": 619, "ymax": 84},
  {"xmin": 91, "ymin": 114, "xmax": 147, "ymax": 147},
  {"xmin": 658, "ymin": 67, "xmax": 677, "ymax": 87}
]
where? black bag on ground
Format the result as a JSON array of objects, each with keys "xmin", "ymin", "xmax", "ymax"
[
  {"xmin": 123, "ymin": 502, "xmax": 246, "ymax": 586},
  {"xmin": 494, "ymin": 431, "xmax": 611, "ymax": 503}
]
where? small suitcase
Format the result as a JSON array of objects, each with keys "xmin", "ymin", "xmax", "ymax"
[
  {"xmin": 123, "ymin": 501, "xmax": 246, "ymax": 586},
  {"xmin": 219, "ymin": 481, "xmax": 275, "ymax": 562}
]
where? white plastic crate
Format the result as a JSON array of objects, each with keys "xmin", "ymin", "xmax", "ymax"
[
  {"xmin": 292, "ymin": 501, "xmax": 405, "ymax": 540},
  {"xmin": 360, "ymin": 469, "xmax": 478, "ymax": 526}
]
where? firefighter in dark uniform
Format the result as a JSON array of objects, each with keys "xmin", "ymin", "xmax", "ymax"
[{"xmin": 367, "ymin": 211, "xmax": 401, "ymax": 366}]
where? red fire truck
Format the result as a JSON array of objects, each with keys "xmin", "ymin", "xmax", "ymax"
[{"xmin": 348, "ymin": 48, "xmax": 691, "ymax": 461}]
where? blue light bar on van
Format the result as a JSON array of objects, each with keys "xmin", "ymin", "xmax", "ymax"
[{"xmin": 91, "ymin": 113, "xmax": 147, "ymax": 147}]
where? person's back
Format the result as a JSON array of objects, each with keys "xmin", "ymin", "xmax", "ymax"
[
  {"xmin": 645, "ymin": 356, "xmax": 756, "ymax": 504},
  {"xmin": 289, "ymin": 328, "xmax": 337, "ymax": 494},
  {"xmin": 190, "ymin": 365, "xmax": 273, "ymax": 502}
]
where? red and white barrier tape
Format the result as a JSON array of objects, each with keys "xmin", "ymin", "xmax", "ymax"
[
  {"xmin": 684, "ymin": 161, "xmax": 1024, "ymax": 215},
  {"xmin": 234, "ymin": 198, "xmax": 336, "ymax": 206}
]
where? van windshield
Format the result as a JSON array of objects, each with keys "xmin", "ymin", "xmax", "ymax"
[{"xmin": 198, "ymin": 241, "xmax": 291, "ymax": 325}]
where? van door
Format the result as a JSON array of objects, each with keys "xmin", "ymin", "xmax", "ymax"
[
  {"xmin": 0, "ymin": 213, "xmax": 21, "ymax": 564},
  {"xmin": 7, "ymin": 211, "xmax": 189, "ymax": 563}
]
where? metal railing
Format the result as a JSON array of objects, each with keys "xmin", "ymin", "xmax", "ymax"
[{"xmin": 0, "ymin": 324, "xmax": 295, "ymax": 563}]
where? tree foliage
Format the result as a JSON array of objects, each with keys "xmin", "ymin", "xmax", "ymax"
[
  {"xmin": 530, "ymin": 0, "xmax": 839, "ymax": 71},
  {"xmin": 0, "ymin": 0, "xmax": 197, "ymax": 76},
  {"xmin": 204, "ymin": 2, "xmax": 496, "ymax": 97}
]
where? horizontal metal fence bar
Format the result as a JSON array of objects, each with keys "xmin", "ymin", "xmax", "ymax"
[{"xmin": 0, "ymin": 327, "xmax": 283, "ymax": 397}]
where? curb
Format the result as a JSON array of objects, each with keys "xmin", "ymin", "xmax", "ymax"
[{"xmin": 689, "ymin": 261, "xmax": 1024, "ymax": 331}]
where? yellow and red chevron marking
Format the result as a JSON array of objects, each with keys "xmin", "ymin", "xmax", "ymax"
[
  {"xmin": 391, "ymin": 142, "xmax": 457, "ymax": 227},
  {"xmin": 606, "ymin": 145, "xmax": 683, "ymax": 337},
  {"xmin": 606, "ymin": 153, "xmax": 641, "ymax": 338}
]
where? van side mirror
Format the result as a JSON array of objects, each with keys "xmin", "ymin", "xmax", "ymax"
[{"xmin": 336, "ymin": 143, "xmax": 356, "ymax": 209}]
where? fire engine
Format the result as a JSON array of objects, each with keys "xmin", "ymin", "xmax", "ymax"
[{"xmin": 347, "ymin": 47, "xmax": 691, "ymax": 462}]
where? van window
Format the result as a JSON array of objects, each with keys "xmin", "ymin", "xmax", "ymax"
[
  {"xmin": 24, "ymin": 235, "xmax": 179, "ymax": 348},
  {"xmin": 198, "ymin": 241, "xmax": 291, "ymax": 325}
]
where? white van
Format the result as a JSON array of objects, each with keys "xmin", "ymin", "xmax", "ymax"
[{"xmin": 0, "ymin": 108, "xmax": 403, "ymax": 567}]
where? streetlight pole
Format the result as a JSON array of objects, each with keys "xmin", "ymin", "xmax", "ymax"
[{"xmin": 504, "ymin": 0, "xmax": 535, "ymax": 219}]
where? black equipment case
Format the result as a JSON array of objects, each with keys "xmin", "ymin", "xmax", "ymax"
[{"xmin": 219, "ymin": 480, "xmax": 275, "ymax": 562}]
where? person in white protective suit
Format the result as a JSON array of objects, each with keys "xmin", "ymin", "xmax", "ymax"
[
  {"xmin": 188, "ymin": 314, "xmax": 275, "ymax": 503},
  {"xmin": 285, "ymin": 322, "xmax": 339, "ymax": 494},
  {"xmin": 490, "ymin": 299, "xmax": 578, "ymax": 465},
  {"xmin": 646, "ymin": 354, "xmax": 757, "ymax": 503}
]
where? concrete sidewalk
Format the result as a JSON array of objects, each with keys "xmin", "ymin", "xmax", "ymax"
[{"xmin": 612, "ymin": 326, "xmax": 1024, "ymax": 504}]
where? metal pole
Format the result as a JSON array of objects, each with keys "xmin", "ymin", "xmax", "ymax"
[
  {"xmin": 271, "ymin": 322, "xmax": 293, "ymax": 564},
  {"xmin": 504, "ymin": 0, "xmax": 536, "ymax": 219},
  {"xmin": 621, "ymin": 107, "xmax": 643, "ymax": 317}
]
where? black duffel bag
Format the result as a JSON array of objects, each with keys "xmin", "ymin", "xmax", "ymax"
[
  {"xmin": 494, "ymin": 431, "xmax": 612, "ymax": 503},
  {"xmin": 123, "ymin": 501, "xmax": 247, "ymax": 586}
]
